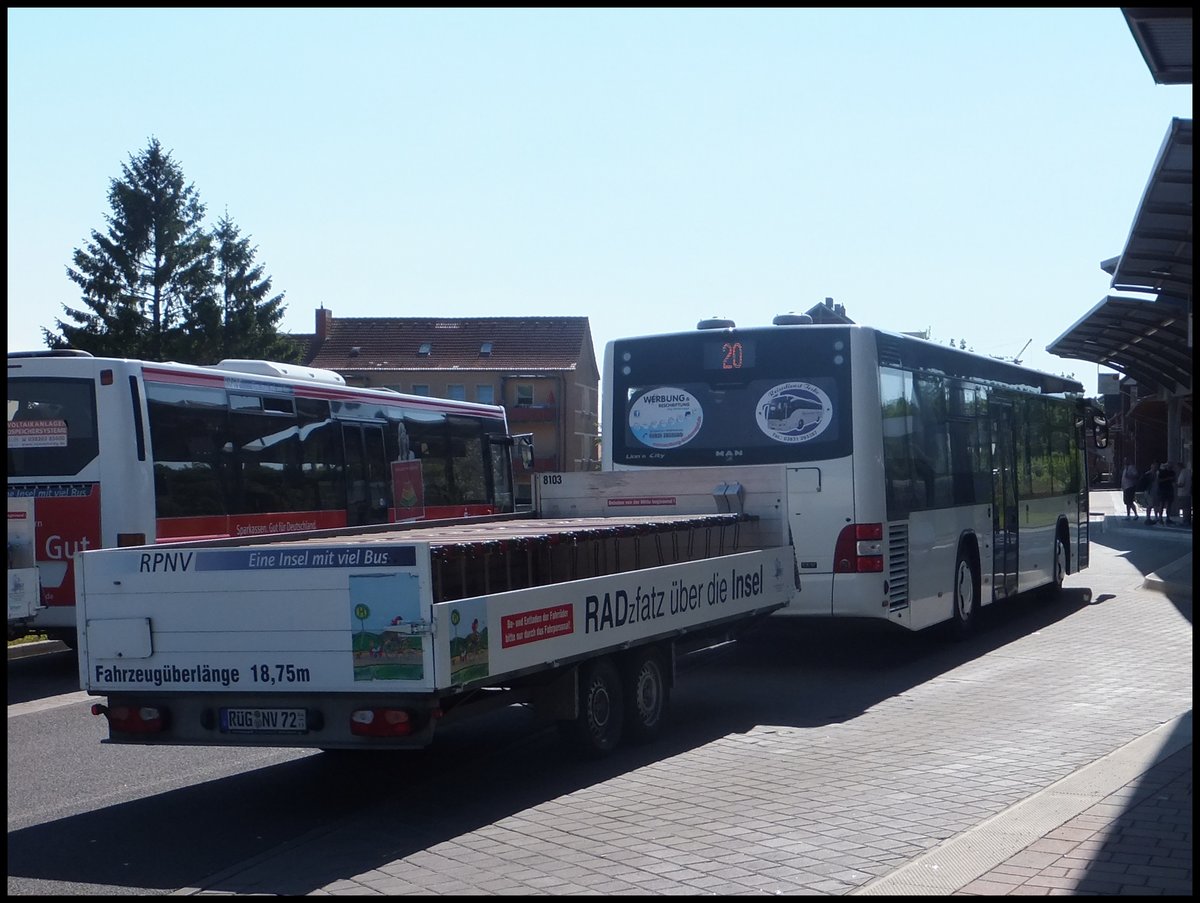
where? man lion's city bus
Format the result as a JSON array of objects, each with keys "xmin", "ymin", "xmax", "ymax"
[
  {"xmin": 603, "ymin": 315, "xmax": 1108, "ymax": 635},
  {"xmin": 7, "ymin": 350, "xmax": 528, "ymax": 640}
]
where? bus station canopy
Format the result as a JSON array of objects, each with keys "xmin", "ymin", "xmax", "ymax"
[
  {"xmin": 1048, "ymin": 117, "xmax": 1192, "ymax": 392},
  {"xmin": 1049, "ymin": 294, "xmax": 1190, "ymax": 392},
  {"xmin": 1123, "ymin": 8, "xmax": 1193, "ymax": 85}
]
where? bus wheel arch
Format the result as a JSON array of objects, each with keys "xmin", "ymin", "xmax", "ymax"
[
  {"xmin": 1052, "ymin": 519, "xmax": 1071, "ymax": 592},
  {"xmin": 948, "ymin": 534, "xmax": 981, "ymax": 639}
]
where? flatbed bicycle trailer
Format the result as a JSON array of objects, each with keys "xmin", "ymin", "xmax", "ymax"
[{"xmin": 78, "ymin": 466, "xmax": 798, "ymax": 755}]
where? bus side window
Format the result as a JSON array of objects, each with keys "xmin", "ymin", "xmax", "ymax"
[
  {"xmin": 1048, "ymin": 405, "xmax": 1075, "ymax": 494},
  {"xmin": 880, "ymin": 368, "xmax": 916, "ymax": 519},
  {"xmin": 1025, "ymin": 401, "xmax": 1053, "ymax": 498},
  {"xmin": 405, "ymin": 414, "xmax": 450, "ymax": 506},
  {"xmin": 947, "ymin": 384, "xmax": 985, "ymax": 506},
  {"xmin": 149, "ymin": 410, "xmax": 228, "ymax": 517},
  {"xmin": 912, "ymin": 374, "xmax": 950, "ymax": 509},
  {"xmin": 298, "ymin": 399, "xmax": 341, "ymax": 511},
  {"xmin": 448, "ymin": 416, "xmax": 489, "ymax": 505}
]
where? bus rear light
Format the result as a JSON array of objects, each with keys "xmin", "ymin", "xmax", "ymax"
[
  {"xmin": 350, "ymin": 708, "xmax": 414, "ymax": 737},
  {"xmin": 117, "ymin": 533, "xmax": 147, "ymax": 547},
  {"xmin": 855, "ymin": 523, "xmax": 883, "ymax": 540},
  {"xmin": 100, "ymin": 368, "xmax": 114, "ymax": 385},
  {"xmin": 93, "ymin": 703, "xmax": 165, "ymax": 734},
  {"xmin": 834, "ymin": 523, "xmax": 885, "ymax": 574}
]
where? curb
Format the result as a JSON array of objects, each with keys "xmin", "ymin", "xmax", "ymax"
[
  {"xmin": 7, "ymin": 639, "xmax": 69, "ymax": 661},
  {"xmin": 1097, "ymin": 514, "xmax": 1194, "ymax": 544},
  {"xmin": 1143, "ymin": 552, "xmax": 1194, "ymax": 597},
  {"xmin": 1095, "ymin": 516, "xmax": 1193, "ymax": 598}
]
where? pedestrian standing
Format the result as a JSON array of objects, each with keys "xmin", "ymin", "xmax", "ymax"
[
  {"xmin": 1156, "ymin": 461, "xmax": 1177, "ymax": 526},
  {"xmin": 1120, "ymin": 459, "xmax": 1140, "ymax": 520},
  {"xmin": 1175, "ymin": 461, "xmax": 1192, "ymax": 527},
  {"xmin": 1139, "ymin": 462, "xmax": 1159, "ymax": 524}
]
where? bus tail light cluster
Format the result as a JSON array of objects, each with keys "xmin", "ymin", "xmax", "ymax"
[
  {"xmin": 834, "ymin": 523, "xmax": 884, "ymax": 573},
  {"xmin": 350, "ymin": 707, "xmax": 414, "ymax": 737},
  {"xmin": 92, "ymin": 702, "xmax": 165, "ymax": 734}
]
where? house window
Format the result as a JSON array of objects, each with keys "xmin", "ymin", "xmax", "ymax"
[
  {"xmin": 476, "ymin": 384, "xmax": 495, "ymax": 404},
  {"xmin": 411, "ymin": 384, "xmax": 430, "ymax": 396},
  {"xmin": 418, "ymin": 342, "xmax": 432, "ymax": 356},
  {"xmin": 446, "ymin": 384, "xmax": 466, "ymax": 401},
  {"xmin": 516, "ymin": 384, "xmax": 534, "ymax": 407},
  {"xmin": 479, "ymin": 342, "xmax": 493, "ymax": 356}
]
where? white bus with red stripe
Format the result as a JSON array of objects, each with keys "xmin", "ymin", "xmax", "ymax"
[{"xmin": 7, "ymin": 350, "xmax": 525, "ymax": 640}]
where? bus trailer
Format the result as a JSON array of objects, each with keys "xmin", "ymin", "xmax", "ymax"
[{"xmin": 77, "ymin": 466, "xmax": 797, "ymax": 756}]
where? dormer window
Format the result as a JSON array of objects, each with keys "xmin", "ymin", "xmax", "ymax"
[
  {"xmin": 480, "ymin": 342, "xmax": 493, "ymax": 356},
  {"xmin": 418, "ymin": 342, "xmax": 432, "ymax": 356}
]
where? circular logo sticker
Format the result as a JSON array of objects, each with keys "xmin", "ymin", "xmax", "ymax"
[
  {"xmin": 628, "ymin": 388, "xmax": 703, "ymax": 449},
  {"xmin": 756, "ymin": 382, "xmax": 833, "ymax": 443}
]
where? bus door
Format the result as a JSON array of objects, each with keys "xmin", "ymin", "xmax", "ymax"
[
  {"xmin": 342, "ymin": 422, "xmax": 390, "ymax": 526},
  {"xmin": 484, "ymin": 432, "xmax": 524, "ymax": 513},
  {"xmin": 990, "ymin": 402, "xmax": 1019, "ymax": 600}
]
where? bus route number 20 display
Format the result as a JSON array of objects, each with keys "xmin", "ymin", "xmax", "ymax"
[{"xmin": 703, "ymin": 339, "xmax": 755, "ymax": 371}]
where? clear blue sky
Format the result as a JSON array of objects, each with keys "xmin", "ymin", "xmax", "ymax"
[{"xmin": 7, "ymin": 8, "xmax": 1191, "ymax": 390}]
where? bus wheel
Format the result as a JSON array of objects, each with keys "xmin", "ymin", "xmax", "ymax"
[
  {"xmin": 559, "ymin": 657, "xmax": 624, "ymax": 756},
  {"xmin": 623, "ymin": 647, "xmax": 669, "ymax": 744},
  {"xmin": 1052, "ymin": 534, "xmax": 1068, "ymax": 594},
  {"xmin": 949, "ymin": 551, "xmax": 979, "ymax": 639}
]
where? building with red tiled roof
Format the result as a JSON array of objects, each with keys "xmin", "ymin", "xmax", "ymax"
[{"xmin": 296, "ymin": 308, "xmax": 600, "ymax": 502}]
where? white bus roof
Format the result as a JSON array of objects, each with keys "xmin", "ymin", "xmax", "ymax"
[{"xmin": 213, "ymin": 360, "xmax": 346, "ymax": 385}]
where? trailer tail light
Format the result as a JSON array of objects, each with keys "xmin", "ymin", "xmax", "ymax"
[
  {"xmin": 834, "ymin": 523, "xmax": 884, "ymax": 573},
  {"xmin": 350, "ymin": 708, "xmax": 413, "ymax": 737},
  {"xmin": 92, "ymin": 703, "xmax": 165, "ymax": 734}
]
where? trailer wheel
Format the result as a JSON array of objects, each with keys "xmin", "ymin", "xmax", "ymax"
[
  {"xmin": 623, "ymin": 647, "xmax": 669, "ymax": 744},
  {"xmin": 559, "ymin": 657, "xmax": 624, "ymax": 756}
]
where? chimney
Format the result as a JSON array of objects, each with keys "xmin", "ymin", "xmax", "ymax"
[
  {"xmin": 316, "ymin": 307, "xmax": 332, "ymax": 342},
  {"xmin": 824, "ymin": 297, "xmax": 834, "ymax": 309}
]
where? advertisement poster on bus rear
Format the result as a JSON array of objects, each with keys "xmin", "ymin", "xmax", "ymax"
[
  {"xmin": 7, "ymin": 496, "xmax": 41, "ymax": 621},
  {"xmin": 6, "ymin": 483, "xmax": 102, "ymax": 607}
]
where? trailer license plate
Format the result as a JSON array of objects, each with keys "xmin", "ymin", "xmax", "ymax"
[{"xmin": 220, "ymin": 707, "xmax": 307, "ymax": 734}]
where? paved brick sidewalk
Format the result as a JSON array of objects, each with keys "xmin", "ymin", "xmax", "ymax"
[
  {"xmin": 955, "ymin": 743, "xmax": 1192, "ymax": 896},
  {"xmin": 854, "ymin": 494, "xmax": 1194, "ymax": 897},
  {"xmin": 950, "ymin": 496, "xmax": 1193, "ymax": 897},
  {"xmin": 174, "ymin": 492, "xmax": 1191, "ymax": 897}
]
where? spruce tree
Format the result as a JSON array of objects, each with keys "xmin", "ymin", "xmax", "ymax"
[
  {"xmin": 48, "ymin": 138, "xmax": 213, "ymax": 361},
  {"xmin": 188, "ymin": 212, "xmax": 301, "ymax": 363}
]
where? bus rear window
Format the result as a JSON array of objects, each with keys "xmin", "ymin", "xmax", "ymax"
[
  {"xmin": 608, "ymin": 329, "xmax": 853, "ymax": 467},
  {"xmin": 7, "ymin": 378, "xmax": 100, "ymax": 477}
]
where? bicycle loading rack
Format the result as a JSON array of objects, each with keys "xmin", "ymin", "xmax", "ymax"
[{"xmin": 420, "ymin": 513, "xmax": 750, "ymax": 603}]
